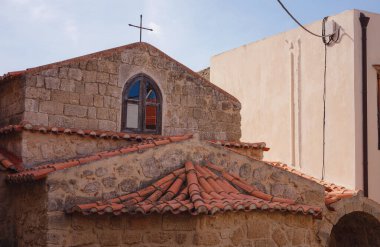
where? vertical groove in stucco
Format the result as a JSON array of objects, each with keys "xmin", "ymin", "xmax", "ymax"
[{"xmin": 353, "ymin": 10, "xmax": 364, "ymax": 192}]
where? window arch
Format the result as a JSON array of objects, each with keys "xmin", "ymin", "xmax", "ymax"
[{"xmin": 122, "ymin": 74, "xmax": 162, "ymax": 134}]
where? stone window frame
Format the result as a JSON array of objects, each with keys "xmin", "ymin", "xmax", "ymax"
[{"xmin": 121, "ymin": 73, "xmax": 162, "ymax": 134}]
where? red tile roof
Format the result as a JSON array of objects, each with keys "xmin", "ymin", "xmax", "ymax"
[
  {"xmin": 0, "ymin": 71, "xmax": 25, "ymax": 81},
  {"xmin": 0, "ymin": 121, "xmax": 164, "ymax": 142},
  {"xmin": 267, "ymin": 162, "xmax": 357, "ymax": 206},
  {"xmin": 208, "ymin": 140, "xmax": 270, "ymax": 151},
  {"xmin": 69, "ymin": 161, "xmax": 322, "ymax": 218},
  {"xmin": 0, "ymin": 148, "xmax": 23, "ymax": 172},
  {"xmin": 0, "ymin": 42, "xmax": 240, "ymax": 104},
  {"xmin": 6, "ymin": 134, "xmax": 192, "ymax": 183}
]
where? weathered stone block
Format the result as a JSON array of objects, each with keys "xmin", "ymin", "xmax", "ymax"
[
  {"xmin": 96, "ymin": 72, "xmax": 110, "ymax": 84},
  {"xmin": 39, "ymin": 101, "xmax": 64, "ymax": 115},
  {"xmin": 147, "ymin": 232, "xmax": 173, "ymax": 244},
  {"xmin": 247, "ymin": 219, "xmax": 270, "ymax": 239},
  {"xmin": 119, "ymin": 178, "xmax": 138, "ymax": 193},
  {"xmin": 98, "ymin": 84, "xmax": 107, "ymax": 95},
  {"xmin": 98, "ymin": 60, "xmax": 118, "ymax": 74},
  {"xmin": 85, "ymin": 83, "xmax": 98, "ymax": 94},
  {"xmin": 193, "ymin": 232, "xmax": 220, "ymax": 246},
  {"xmin": 98, "ymin": 119, "xmax": 116, "ymax": 131},
  {"xmin": 24, "ymin": 111, "xmax": 49, "ymax": 125},
  {"xmin": 64, "ymin": 104, "xmax": 88, "ymax": 117},
  {"xmin": 25, "ymin": 98, "xmax": 39, "ymax": 112},
  {"xmin": 98, "ymin": 230, "xmax": 121, "ymax": 246},
  {"xmin": 126, "ymin": 215, "xmax": 162, "ymax": 230},
  {"xmin": 79, "ymin": 94, "xmax": 94, "ymax": 106},
  {"xmin": 45, "ymin": 77, "xmax": 61, "ymax": 89},
  {"xmin": 68, "ymin": 68, "xmax": 83, "ymax": 81},
  {"xmin": 96, "ymin": 107, "xmax": 109, "ymax": 120},
  {"xmin": 51, "ymin": 90, "xmax": 80, "ymax": 104},
  {"xmin": 272, "ymin": 228, "xmax": 288, "ymax": 247},
  {"xmin": 231, "ymin": 227, "xmax": 245, "ymax": 246},
  {"xmin": 122, "ymin": 231, "xmax": 142, "ymax": 244},
  {"xmin": 102, "ymin": 177, "xmax": 116, "ymax": 188},
  {"xmin": 162, "ymin": 214, "xmax": 196, "ymax": 231},
  {"xmin": 82, "ymin": 181, "xmax": 101, "ymax": 194},
  {"xmin": 88, "ymin": 119, "xmax": 99, "ymax": 129},
  {"xmin": 48, "ymin": 115, "xmax": 75, "ymax": 128},
  {"xmin": 58, "ymin": 67, "xmax": 69, "ymax": 79},
  {"xmin": 60, "ymin": 79, "xmax": 76, "ymax": 92},
  {"xmin": 83, "ymin": 70, "xmax": 97, "ymax": 82},
  {"xmin": 25, "ymin": 87, "xmax": 51, "ymax": 100},
  {"xmin": 94, "ymin": 95, "xmax": 104, "ymax": 107},
  {"xmin": 106, "ymin": 85, "xmax": 120, "ymax": 97}
]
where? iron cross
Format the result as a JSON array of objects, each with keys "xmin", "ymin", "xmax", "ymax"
[{"xmin": 129, "ymin": 15, "xmax": 153, "ymax": 42}]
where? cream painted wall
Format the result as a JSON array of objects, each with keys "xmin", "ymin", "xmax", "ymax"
[
  {"xmin": 210, "ymin": 10, "xmax": 380, "ymax": 197},
  {"xmin": 356, "ymin": 11, "xmax": 380, "ymax": 202}
]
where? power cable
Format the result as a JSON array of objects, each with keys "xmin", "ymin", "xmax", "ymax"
[
  {"xmin": 276, "ymin": 0, "xmax": 340, "ymax": 180},
  {"xmin": 321, "ymin": 17, "xmax": 332, "ymax": 180},
  {"xmin": 276, "ymin": 0, "xmax": 337, "ymax": 38}
]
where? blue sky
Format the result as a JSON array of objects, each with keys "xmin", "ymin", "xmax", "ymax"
[{"xmin": 1, "ymin": 0, "xmax": 380, "ymax": 75}]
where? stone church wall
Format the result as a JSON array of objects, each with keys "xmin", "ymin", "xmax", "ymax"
[
  {"xmin": 9, "ymin": 181, "xmax": 48, "ymax": 246},
  {"xmin": 0, "ymin": 173, "xmax": 14, "ymax": 246},
  {"xmin": 22, "ymin": 43, "xmax": 241, "ymax": 141},
  {"xmin": 46, "ymin": 210, "xmax": 321, "ymax": 247},
  {"xmin": 0, "ymin": 78, "xmax": 25, "ymax": 127}
]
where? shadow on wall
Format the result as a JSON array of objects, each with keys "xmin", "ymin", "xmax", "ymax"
[{"xmin": 329, "ymin": 211, "xmax": 380, "ymax": 247}]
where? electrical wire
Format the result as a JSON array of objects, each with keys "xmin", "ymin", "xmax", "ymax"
[
  {"xmin": 321, "ymin": 44, "xmax": 327, "ymax": 180},
  {"xmin": 276, "ymin": 0, "xmax": 340, "ymax": 179},
  {"xmin": 276, "ymin": 0, "xmax": 337, "ymax": 38}
]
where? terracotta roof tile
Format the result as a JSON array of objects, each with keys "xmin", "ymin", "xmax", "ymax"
[
  {"xmin": 69, "ymin": 162, "xmax": 322, "ymax": 218},
  {"xmin": 7, "ymin": 134, "xmax": 192, "ymax": 183},
  {"xmin": 208, "ymin": 140, "xmax": 269, "ymax": 151},
  {"xmin": 0, "ymin": 70, "xmax": 25, "ymax": 81},
  {"xmin": 0, "ymin": 148, "xmax": 24, "ymax": 172},
  {"xmin": 266, "ymin": 161, "xmax": 357, "ymax": 206},
  {"xmin": 0, "ymin": 121, "xmax": 165, "ymax": 142}
]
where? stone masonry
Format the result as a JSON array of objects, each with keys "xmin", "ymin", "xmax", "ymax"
[
  {"xmin": 1, "ymin": 42, "xmax": 241, "ymax": 141},
  {"xmin": 7, "ymin": 137, "xmax": 325, "ymax": 246}
]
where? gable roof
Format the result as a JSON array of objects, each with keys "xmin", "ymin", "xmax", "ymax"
[
  {"xmin": 68, "ymin": 161, "xmax": 322, "ymax": 218},
  {"xmin": 208, "ymin": 140, "xmax": 269, "ymax": 151},
  {"xmin": 267, "ymin": 162, "xmax": 357, "ymax": 206},
  {"xmin": 0, "ymin": 42, "xmax": 239, "ymax": 103},
  {"xmin": 6, "ymin": 134, "xmax": 192, "ymax": 183},
  {"xmin": 0, "ymin": 148, "xmax": 23, "ymax": 172},
  {"xmin": 0, "ymin": 121, "xmax": 164, "ymax": 142}
]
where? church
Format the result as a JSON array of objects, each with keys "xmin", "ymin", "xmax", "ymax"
[{"xmin": 1, "ymin": 41, "xmax": 380, "ymax": 246}]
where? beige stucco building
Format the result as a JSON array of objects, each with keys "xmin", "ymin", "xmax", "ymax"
[{"xmin": 210, "ymin": 9, "xmax": 380, "ymax": 203}]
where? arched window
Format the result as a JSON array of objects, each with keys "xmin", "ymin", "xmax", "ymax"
[{"xmin": 122, "ymin": 74, "xmax": 162, "ymax": 134}]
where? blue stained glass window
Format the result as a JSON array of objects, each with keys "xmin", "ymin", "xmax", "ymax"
[{"xmin": 128, "ymin": 80, "xmax": 140, "ymax": 100}]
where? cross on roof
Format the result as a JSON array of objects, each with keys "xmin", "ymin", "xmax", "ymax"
[{"xmin": 129, "ymin": 15, "xmax": 153, "ymax": 42}]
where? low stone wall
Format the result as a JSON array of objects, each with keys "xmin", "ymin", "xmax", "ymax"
[
  {"xmin": 20, "ymin": 132, "xmax": 138, "ymax": 167},
  {"xmin": 0, "ymin": 78, "xmax": 25, "ymax": 127},
  {"xmin": 46, "ymin": 210, "xmax": 320, "ymax": 246}
]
